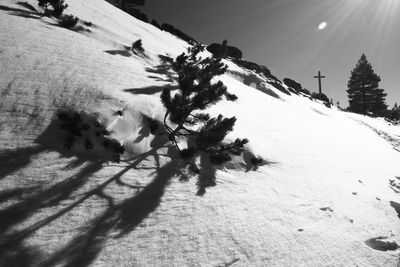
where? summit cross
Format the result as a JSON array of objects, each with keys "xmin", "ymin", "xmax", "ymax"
[{"xmin": 313, "ymin": 71, "xmax": 326, "ymax": 94}]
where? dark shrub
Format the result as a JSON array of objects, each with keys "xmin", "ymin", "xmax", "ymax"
[
  {"xmin": 160, "ymin": 23, "xmax": 197, "ymax": 44},
  {"xmin": 63, "ymin": 135, "xmax": 75, "ymax": 149},
  {"xmin": 282, "ymin": 78, "xmax": 311, "ymax": 96},
  {"xmin": 126, "ymin": 8, "xmax": 148, "ymax": 22},
  {"xmin": 311, "ymin": 92, "xmax": 331, "ymax": 107},
  {"xmin": 250, "ymin": 156, "xmax": 264, "ymax": 166},
  {"xmin": 269, "ymin": 81, "xmax": 291, "ymax": 95},
  {"xmin": 301, "ymin": 88, "xmax": 311, "ymax": 96},
  {"xmin": 85, "ymin": 138, "xmax": 94, "ymax": 150},
  {"xmin": 283, "ymin": 78, "xmax": 302, "ymax": 92},
  {"xmin": 132, "ymin": 39, "xmax": 144, "ymax": 54},
  {"xmin": 207, "ymin": 43, "xmax": 243, "ymax": 59},
  {"xmin": 83, "ymin": 21, "xmax": 93, "ymax": 27},
  {"xmin": 232, "ymin": 58, "xmax": 272, "ymax": 77},
  {"xmin": 38, "ymin": 0, "xmax": 68, "ymax": 16},
  {"xmin": 151, "ymin": 19, "xmax": 160, "ymax": 28},
  {"xmin": 59, "ymin": 14, "xmax": 79, "ymax": 28},
  {"xmin": 52, "ymin": 0, "xmax": 68, "ymax": 16},
  {"xmin": 56, "ymin": 109, "xmax": 125, "ymax": 162},
  {"xmin": 312, "ymin": 92, "xmax": 330, "ymax": 103},
  {"xmin": 230, "ymin": 58, "xmax": 290, "ymax": 96}
]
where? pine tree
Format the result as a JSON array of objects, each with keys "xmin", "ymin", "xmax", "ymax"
[
  {"xmin": 347, "ymin": 54, "xmax": 387, "ymax": 115},
  {"xmin": 160, "ymin": 45, "xmax": 248, "ymax": 168},
  {"xmin": 385, "ymin": 103, "xmax": 400, "ymax": 121},
  {"xmin": 38, "ymin": 0, "xmax": 68, "ymax": 16}
]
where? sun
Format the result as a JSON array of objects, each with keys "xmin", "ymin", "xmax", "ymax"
[{"xmin": 318, "ymin": 21, "xmax": 327, "ymax": 30}]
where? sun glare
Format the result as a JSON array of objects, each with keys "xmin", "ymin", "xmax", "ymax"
[{"xmin": 318, "ymin": 21, "xmax": 327, "ymax": 30}]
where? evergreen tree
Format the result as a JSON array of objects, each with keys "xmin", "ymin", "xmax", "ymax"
[
  {"xmin": 347, "ymin": 54, "xmax": 387, "ymax": 115},
  {"xmin": 161, "ymin": 45, "xmax": 248, "ymax": 169},
  {"xmin": 385, "ymin": 103, "xmax": 400, "ymax": 121},
  {"xmin": 38, "ymin": 0, "xmax": 68, "ymax": 16}
]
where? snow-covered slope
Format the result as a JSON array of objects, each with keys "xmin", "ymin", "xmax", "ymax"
[{"xmin": 2, "ymin": 0, "xmax": 400, "ymax": 266}]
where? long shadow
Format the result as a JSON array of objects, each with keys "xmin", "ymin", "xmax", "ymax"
[
  {"xmin": 0, "ymin": 112, "xmax": 113, "ymax": 264},
  {"xmin": 104, "ymin": 49, "xmax": 131, "ymax": 57},
  {"xmin": 123, "ymin": 84, "xmax": 178, "ymax": 95},
  {"xmin": 16, "ymin": 1, "xmax": 38, "ymax": 12},
  {"xmin": 40, "ymin": 132, "xmax": 181, "ymax": 266},
  {"xmin": 123, "ymin": 53, "xmax": 180, "ymax": 94},
  {"xmin": 0, "ymin": 3, "xmax": 91, "ymax": 34},
  {"xmin": 0, "ymin": 241, "xmax": 43, "ymax": 267},
  {"xmin": 0, "ymin": 186, "xmax": 41, "ymax": 203},
  {"xmin": 0, "ymin": 161, "xmax": 102, "ymax": 236},
  {"xmin": 0, "ymin": 146, "xmax": 47, "ymax": 180},
  {"xmin": 0, "ymin": 159, "xmax": 103, "ymax": 266},
  {"xmin": 195, "ymin": 152, "xmax": 217, "ymax": 196},
  {"xmin": 311, "ymin": 108, "xmax": 328, "ymax": 116},
  {"xmin": 0, "ymin": 111, "xmax": 250, "ymax": 266},
  {"xmin": 0, "ymin": 3, "xmax": 42, "ymax": 20},
  {"xmin": 0, "ymin": 109, "xmax": 111, "ymax": 181},
  {"xmin": 0, "ymin": 116, "xmax": 189, "ymax": 266},
  {"xmin": 45, "ymin": 21, "xmax": 91, "ymax": 33},
  {"xmin": 145, "ymin": 54, "xmax": 177, "ymax": 83}
]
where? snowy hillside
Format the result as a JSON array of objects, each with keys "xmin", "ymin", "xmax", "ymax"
[{"xmin": 1, "ymin": 0, "xmax": 400, "ymax": 266}]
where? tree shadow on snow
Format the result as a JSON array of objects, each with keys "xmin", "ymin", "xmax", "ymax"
[
  {"xmin": 16, "ymin": 1, "xmax": 38, "ymax": 12},
  {"xmin": 0, "ymin": 110, "xmax": 262, "ymax": 266},
  {"xmin": 45, "ymin": 21, "xmax": 91, "ymax": 33},
  {"xmin": 0, "ymin": 114, "xmax": 191, "ymax": 266},
  {"xmin": 0, "ymin": 151, "xmax": 104, "ymax": 265},
  {"xmin": 0, "ymin": 3, "xmax": 42, "ymax": 20},
  {"xmin": 37, "ymin": 129, "xmax": 186, "ymax": 266},
  {"xmin": 123, "ymin": 84, "xmax": 178, "ymax": 95},
  {"xmin": 0, "ymin": 146, "xmax": 47, "ymax": 181},
  {"xmin": 104, "ymin": 49, "xmax": 131, "ymax": 57},
  {"xmin": 122, "ymin": 55, "xmax": 180, "ymax": 95},
  {"xmin": 145, "ymin": 54, "xmax": 177, "ymax": 83}
]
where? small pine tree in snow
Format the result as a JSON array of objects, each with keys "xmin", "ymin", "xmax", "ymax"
[
  {"xmin": 161, "ymin": 44, "xmax": 248, "ymax": 168},
  {"xmin": 38, "ymin": 0, "xmax": 68, "ymax": 16}
]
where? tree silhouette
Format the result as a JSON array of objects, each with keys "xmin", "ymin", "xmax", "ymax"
[
  {"xmin": 160, "ymin": 45, "xmax": 248, "ymax": 169},
  {"xmin": 38, "ymin": 0, "xmax": 68, "ymax": 16},
  {"xmin": 347, "ymin": 54, "xmax": 387, "ymax": 115}
]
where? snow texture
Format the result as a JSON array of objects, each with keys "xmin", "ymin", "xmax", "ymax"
[{"xmin": 1, "ymin": 0, "xmax": 400, "ymax": 266}]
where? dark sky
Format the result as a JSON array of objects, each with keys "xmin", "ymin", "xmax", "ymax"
[{"xmin": 143, "ymin": 0, "xmax": 400, "ymax": 107}]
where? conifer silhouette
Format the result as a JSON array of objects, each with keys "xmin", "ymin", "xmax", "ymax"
[
  {"xmin": 160, "ymin": 45, "xmax": 248, "ymax": 167},
  {"xmin": 347, "ymin": 54, "xmax": 387, "ymax": 115},
  {"xmin": 38, "ymin": 0, "xmax": 68, "ymax": 16}
]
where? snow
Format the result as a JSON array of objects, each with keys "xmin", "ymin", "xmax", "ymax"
[{"xmin": 1, "ymin": 0, "xmax": 400, "ymax": 266}]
